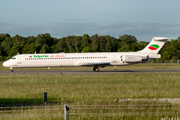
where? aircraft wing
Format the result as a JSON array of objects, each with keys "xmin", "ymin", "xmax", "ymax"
[{"xmin": 78, "ymin": 62, "xmax": 111, "ymax": 67}]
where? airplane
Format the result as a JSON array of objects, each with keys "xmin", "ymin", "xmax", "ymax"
[{"xmin": 2, "ymin": 37, "xmax": 169, "ymax": 72}]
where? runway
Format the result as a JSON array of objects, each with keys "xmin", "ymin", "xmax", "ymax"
[{"xmin": 0, "ymin": 69, "xmax": 180, "ymax": 75}]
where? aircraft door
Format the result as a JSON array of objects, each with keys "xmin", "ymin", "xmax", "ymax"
[{"xmin": 17, "ymin": 57, "xmax": 22, "ymax": 65}]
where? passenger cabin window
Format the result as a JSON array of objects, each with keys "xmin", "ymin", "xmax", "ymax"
[{"xmin": 25, "ymin": 56, "xmax": 108, "ymax": 60}]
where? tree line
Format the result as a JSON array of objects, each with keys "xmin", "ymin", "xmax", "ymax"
[{"xmin": 0, "ymin": 33, "xmax": 180, "ymax": 61}]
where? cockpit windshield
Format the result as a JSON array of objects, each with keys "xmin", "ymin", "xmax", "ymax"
[{"xmin": 11, "ymin": 56, "xmax": 16, "ymax": 60}]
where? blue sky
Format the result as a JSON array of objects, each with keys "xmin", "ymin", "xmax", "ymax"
[{"xmin": 0, "ymin": 0, "xmax": 180, "ymax": 41}]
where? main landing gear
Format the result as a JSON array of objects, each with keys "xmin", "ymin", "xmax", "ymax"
[{"xmin": 93, "ymin": 67, "xmax": 99, "ymax": 72}]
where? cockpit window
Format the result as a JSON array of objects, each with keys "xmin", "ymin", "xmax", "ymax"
[{"xmin": 11, "ymin": 57, "xmax": 16, "ymax": 60}]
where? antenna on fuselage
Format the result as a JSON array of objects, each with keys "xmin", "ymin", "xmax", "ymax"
[{"xmin": 17, "ymin": 52, "xmax": 19, "ymax": 55}]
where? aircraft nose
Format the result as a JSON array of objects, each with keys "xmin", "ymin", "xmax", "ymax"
[{"xmin": 2, "ymin": 61, "xmax": 10, "ymax": 67}]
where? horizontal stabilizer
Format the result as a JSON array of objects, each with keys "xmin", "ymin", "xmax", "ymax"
[{"xmin": 153, "ymin": 37, "xmax": 170, "ymax": 41}]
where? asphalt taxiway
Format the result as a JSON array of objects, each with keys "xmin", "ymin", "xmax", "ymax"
[{"xmin": 0, "ymin": 69, "xmax": 180, "ymax": 75}]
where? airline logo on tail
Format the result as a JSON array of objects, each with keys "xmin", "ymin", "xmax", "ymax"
[{"xmin": 148, "ymin": 44, "xmax": 159, "ymax": 50}]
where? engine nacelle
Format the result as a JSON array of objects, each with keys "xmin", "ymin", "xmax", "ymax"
[{"xmin": 122, "ymin": 55, "xmax": 143, "ymax": 63}]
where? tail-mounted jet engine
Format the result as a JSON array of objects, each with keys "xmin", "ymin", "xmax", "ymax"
[{"xmin": 122, "ymin": 55, "xmax": 143, "ymax": 63}]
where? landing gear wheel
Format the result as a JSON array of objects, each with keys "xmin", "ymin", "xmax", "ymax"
[
  {"xmin": 10, "ymin": 69, "xmax": 14, "ymax": 72},
  {"xmin": 93, "ymin": 67, "xmax": 99, "ymax": 72}
]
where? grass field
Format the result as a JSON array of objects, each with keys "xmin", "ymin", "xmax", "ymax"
[{"xmin": 1, "ymin": 70, "xmax": 180, "ymax": 119}]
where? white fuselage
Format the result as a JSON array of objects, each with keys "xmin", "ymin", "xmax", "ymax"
[{"xmin": 3, "ymin": 52, "xmax": 153, "ymax": 68}]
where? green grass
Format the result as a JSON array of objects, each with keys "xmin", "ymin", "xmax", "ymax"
[
  {"xmin": 1, "ymin": 73, "xmax": 180, "ymax": 102},
  {"xmin": 1, "ymin": 73, "xmax": 180, "ymax": 119}
]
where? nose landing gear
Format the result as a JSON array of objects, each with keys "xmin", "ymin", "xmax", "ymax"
[
  {"xmin": 10, "ymin": 68, "xmax": 14, "ymax": 72},
  {"xmin": 93, "ymin": 67, "xmax": 99, "ymax": 72}
]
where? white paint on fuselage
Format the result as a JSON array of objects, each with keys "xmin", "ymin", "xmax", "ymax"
[{"xmin": 3, "ymin": 52, "xmax": 150, "ymax": 68}]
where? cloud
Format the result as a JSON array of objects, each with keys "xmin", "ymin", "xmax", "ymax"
[
  {"xmin": 0, "ymin": 23, "xmax": 43, "ymax": 37},
  {"xmin": 0, "ymin": 22, "xmax": 180, "ymax": 41}
]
